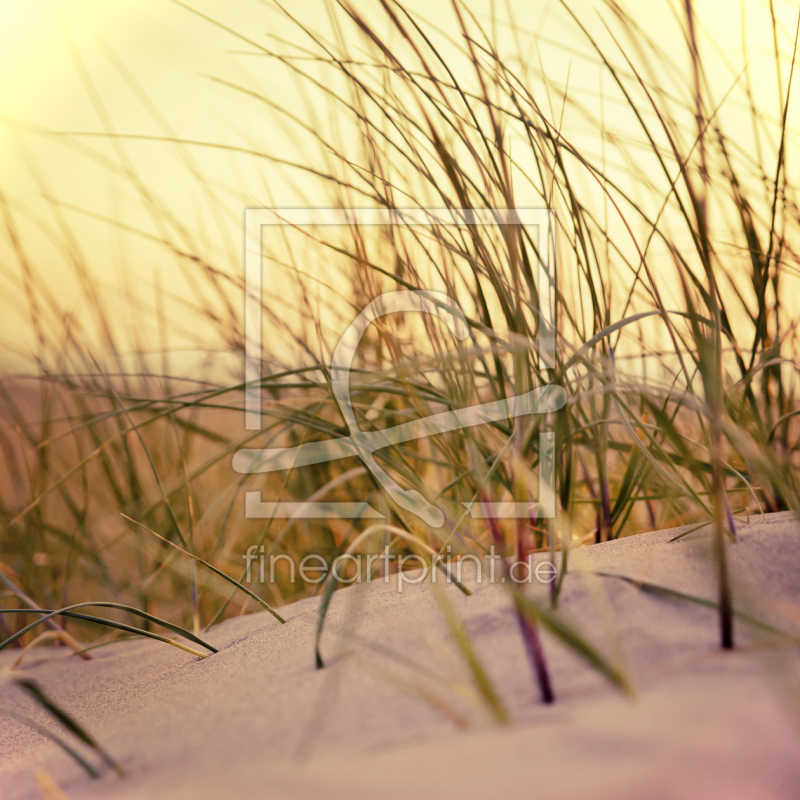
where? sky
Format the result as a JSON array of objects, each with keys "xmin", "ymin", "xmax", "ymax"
[{"xmin": 1, "ymin": 0, "xmax": 799, "ymax": 375}]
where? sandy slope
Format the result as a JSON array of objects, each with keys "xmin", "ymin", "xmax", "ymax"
[{"xmin": 2, "ymin": 512, "xmax": 800, "ymax": 799}]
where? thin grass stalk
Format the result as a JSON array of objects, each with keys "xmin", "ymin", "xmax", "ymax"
[{"xmin": 483, "ymin": 492, "xmax": 554, "ymax": 704}]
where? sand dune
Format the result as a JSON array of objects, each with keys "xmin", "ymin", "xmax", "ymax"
[{"xmin": 2, "ymin": 511, "xmax": 800, "ymax": 799}]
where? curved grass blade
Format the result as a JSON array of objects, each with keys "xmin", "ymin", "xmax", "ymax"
[
  {"xmin": 430, "ymin": 577, "xmax": 509, "ymax": 724},
  {"xmin": 16, "ymin": 678, "xmax": 124, "ymax": 776},
  {"xmin": 0, "ymin": 603, "xmax": 218, "ymax": 654},
  {"xmin": 511, "ymin": 586, "xmax": 632, "ymax": 695},
  {"xmin": 315, "ymin": 523, "xmax": 470, "ymax": 668},
  {"xmin": 0, "ymin": 707, "xmax": 101, "ymax": 778},
  {"xmin": 1, "ymin": 609, "xmax": 211, "ymax": 658},
  {"xmin": 590, "ymin": 570, "xmax": 788, "ymax": 636},
  {"xmin": 121, "ymin": 514, "xmax": 286, "ymax": 624}
]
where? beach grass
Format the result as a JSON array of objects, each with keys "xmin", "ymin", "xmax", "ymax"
[{"xmin": 1, "ymin": 0, "xmax": 799, "ymax": 710}]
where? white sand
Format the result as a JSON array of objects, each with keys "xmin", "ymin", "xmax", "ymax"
[{"xmin": 2, "ymin": 511, "xmax": 800, "ymax": 799}]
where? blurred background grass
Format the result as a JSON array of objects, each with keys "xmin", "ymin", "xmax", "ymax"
[{"xmin": 0, "ymin": 0, "xmax": 798, "ymax": 649}]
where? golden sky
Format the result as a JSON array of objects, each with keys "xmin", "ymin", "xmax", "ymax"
[{"xmin": 1, "ymin": 0, "xmax": 798, "ymax": 374}]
